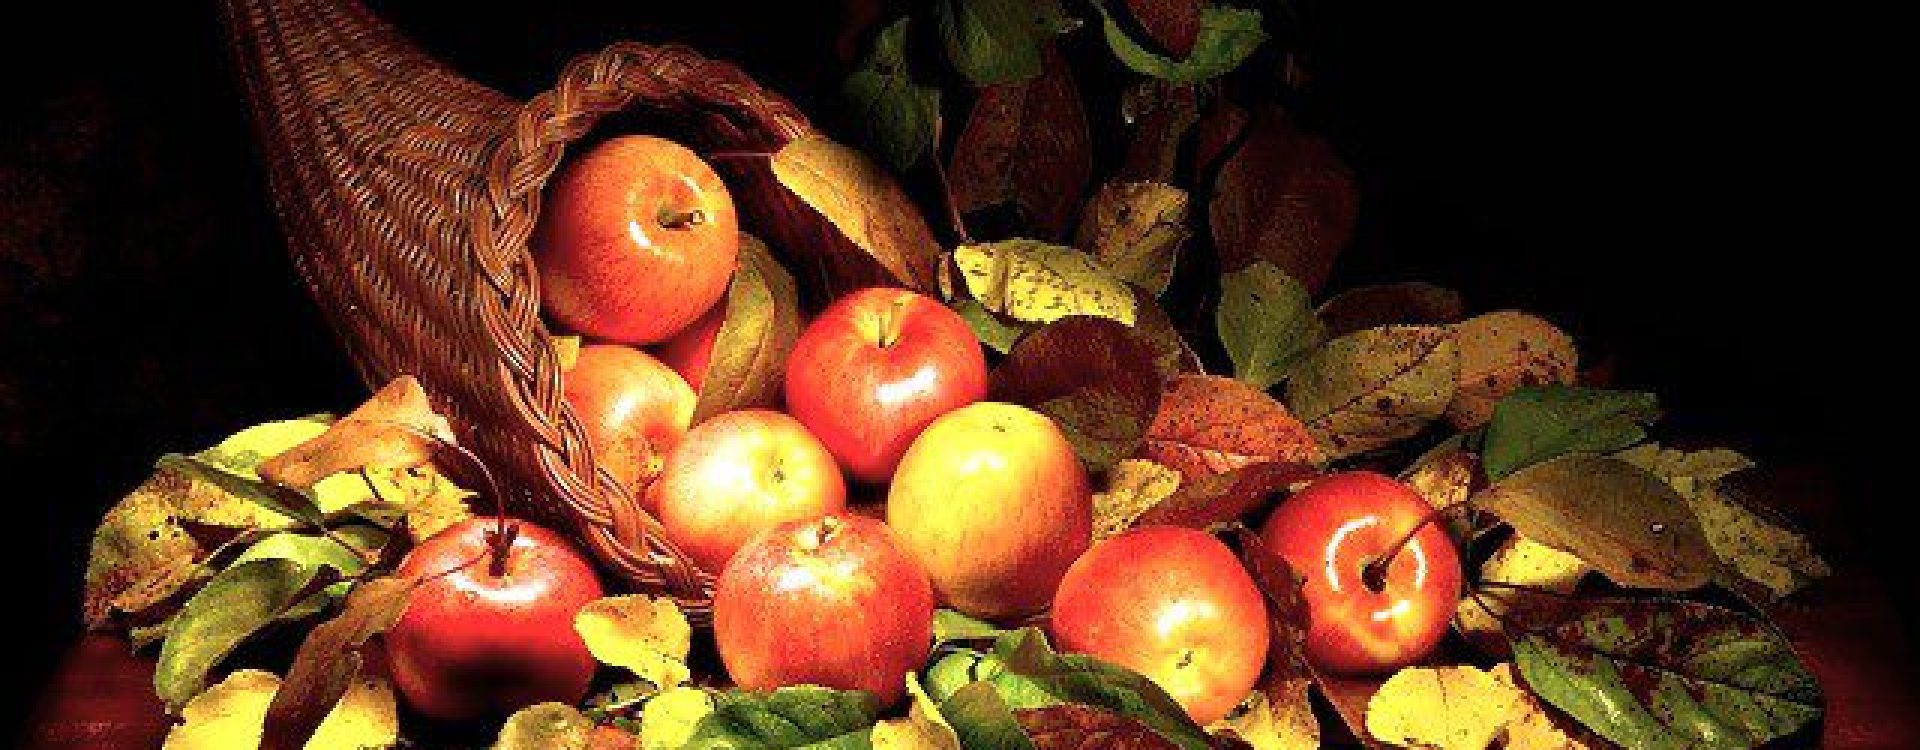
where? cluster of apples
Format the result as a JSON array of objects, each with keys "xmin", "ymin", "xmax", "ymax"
[{"xmin": 380, "ymin": 135, "xmax": 1465, "ymax": 728}]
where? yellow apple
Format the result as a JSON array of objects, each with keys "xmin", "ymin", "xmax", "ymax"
[{"xmin": 886, "ymin": 402, "xmax": 1091, "ymax": 619}]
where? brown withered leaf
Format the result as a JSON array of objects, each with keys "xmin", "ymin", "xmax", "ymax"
[
  {"xmin": 991, "ymin": 316, "xmax": 1170, "ymax": 471},
  {"xmin": 258, "ymin": 376, "xmax": 453, "ymax": 491},
  {"xmin": 1135, "ymin": 462, "xmax": 1301, "ymax": 530},
  {"xmin": 1077, "ymin": 181, "xmax": 1190, "ymax": 295},
  {"xmin": 763, "ymin": 134, "xmax": 943, "ymax": 299},
  {"xmin": 691, "ymin": 235, "xmax": 802, "ymax": 423},
  {"xmin": 1400, "ymin": 440, "xmax": 1484, "ymax": 542},
  {"xmin": 1118, "ymin": 82, "xmax": 1199, "ymax": 183},
  {"xmin": 260, "ymin": 574, "xmax": 425, "ymax": 750},
  {"xmin": 950, "ymin": 44, "xmax": 1091, "ymax": 240},
  {"xmin": 1318, "ymin": 282, "xmax": 1467, "ymax": 338},
  {"xmin": 1446, "ymin": 311, "xmax": 1578, "ymax": 429},
  {"xmin": 1209, "ymin": 107, "xmax": 1358, "ymax": 292},
  {"xmin": 1133, "ymin": 286, "xmax": 1206, "ymax": 375},
  {"xmin": 1016, "ymin": 704, "xmax": 1180, "ymax": 750},
  {"xmin": 1475, "ymin": 454, "xmax": 1718, "ymax": 591},
  {"xmin": 1227, "ymin": 530, "xmax": 1326, "ymax": 750},
  {"xmin": 1122, "ymin": 0, "xmax": 1202, "ymax": 57},
  {"xmin": 1141, "ymin": 375, "xmax": 1324, "ymax": 481},
  {"xmin": 1192, "ymin": 101, "xmax": 1250, "ymax": 184},
  {"xmin": 1314, "ymin": 671, "xmax": 1389, "ymax": 748}
]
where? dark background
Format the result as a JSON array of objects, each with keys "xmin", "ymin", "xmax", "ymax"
[{"xmin": 2, "ymin": 0, "xmax": 1888, "ymax": 740}]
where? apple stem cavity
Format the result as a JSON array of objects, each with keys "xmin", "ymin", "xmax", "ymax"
[
  {"xmin": 658, "ymin": 207, "xmax": 708, "ymax": 230},
  {"xmin": 1361, "ymin": 499, "xmax": 1471, "ymax": 592},
  {"xmin": 800, "ymin": 515, "xmax": 843, "ymax": 552}
]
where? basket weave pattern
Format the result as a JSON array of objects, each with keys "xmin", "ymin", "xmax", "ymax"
[{"xmin": 223, "ymin": 0, "xmax": 812, "ymax": 621}]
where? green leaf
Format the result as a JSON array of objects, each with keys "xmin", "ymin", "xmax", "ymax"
[
  {"xmin": 960, "ymin": 628, "xmax": 1214, "ymax": 750},
  {"xmin": 1217, "ymin": 262, "xmax": 1324, "ymax": 389},
  {"xmin": 1481, "ymin": 385, "xmax": 1660, "ymax": 480},
  {"xmin": 844, "ymin": 18, "xmax": 942, "ymax": 172},
  {"xmin": 1475, "ymin": 454, "xmax": 1720, "ymax": 590},
  {"xmin": 941, "ymin": 682, "xmax": 1036, "ymax": 750},
  {"xmin": 155, "ymin": 558, "xmax": 326, "ymax": 712},
  {"xmin": 934, "ymin": 609, "xmax": 1008, "ymax": 645},
  {"xmin": 684, "ymin": 686, "xmax": 881, "ymax": 749},
  {"xmin": 1514, "ymin": 598, "xmax": 1822, "ymax": 749},
  {"xmin": 692, "ymin": 235, "xmax": 804, "ymax": 423},
  {"xmin": 935, "ymin": 0, "xmax": 1071, "ymax": 85},
  {"xmin": 1283, "ymin": 325, "xmax": 1459, "ymax": 458},
  {"xmin": 158, "ymin": 453, "xmax": 326, "ymax": 528},
  {"xmin": 954, "ymin": 240, "xmax": 1137, "ymax": 326},
  {"xmin": 493, "ymin": 702, "xmax": 597, "ymax": 750},
  {"xmin": 234, "ymin": 527, "xmax": 383, "ymax": 623},
  {"xmin": 1093, "ymin": 2, "xmax": 1266, "ymax": 83},
  {"xmin": 953, "ymin": 299, "xmax": 1031, "ymax": 354}
]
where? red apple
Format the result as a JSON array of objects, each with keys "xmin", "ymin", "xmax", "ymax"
[
  {"xmin": 887, "ymin": 402, "xmax": 1091, "ymax": 619},
  {"xmin": 785, "ymin": 288, "xmax": 988, "ymax": 484},
  {"xmin": 562, "ymin": 344, "xmax": 694, "ymax": 503},
  {"xmin": 651, "ymin": 409, "xmax": 847, "ymax": 572},
  {"xmin": 713, "ymin": 514, "xmax": 934, "ymax": 706},
  {"xmin": 537, "ymin": 135, "xmax": 739, "ymax": 344},
  {"xmin": 1052, "ymin": 525, "xmax": 1270, "ymax": 725},
  {"xmin": 386, "ymin": 518, "xmax": 604, "ymax": 721},
  {"xmin": 654, "ymin": 302, "xmax": 726, "ymax": 393},
  {"xmin": 1260, "ymin": 471, "xmax": 1463, "ymax": 674}
]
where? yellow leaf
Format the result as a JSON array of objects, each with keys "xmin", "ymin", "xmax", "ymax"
[
  {"xmin": 953, "ymin": 239, "xmax": 1138, "ymax": 326},
  {"xmin": 1285, "ymin": 325, "xmax": 1459, "ymax": 458},
  {"xmin": 574, "ymin": 595, "xmax": 693, "ymax": 688},
  {"xmin": 1208, "ymin": 683, "xmax": 1319, "ymax": 750},
  {"xmin": 163, "ymin": 669, "xmax": 397, "ymax": 750},
  {"xmin": 260, "ymin": 376, "xmax": 455, "ymax": 491},
  {"xmin": 872, "ymin": 675, "xmax": 962, "ymax": 750},
  {"xmin": 1455, "ymin": 535, "xmax": 1590, "ymax": 657},
  {"xmin": 84, "ymin": 416, "xmax": 332, "ymax": 628},
  {"xmin": 1077, "ymin": 181, "xmax": 1190, "ymax": 296},
  {"xmin": 1364, "ymin": 665, "xmax": 1522, "ymax": 750},
  {"xmin": 1615, "ymin": 443, "xmax": 1829, "ymax": 598},
  {"xmin": 638, "ymin": 687, "xmax": 716, "ymax": 750},
  {"xmin": 1489, "ymin": 664, "xmax": 1599, "ymax": 750},
  {"xmin": 1093, "ymin": 459, "xmax": 1183, "ymax": 540},
  {"xmin": 495, "ymin": 702, "xmax": 595, "ymax": 750},
  {"xmin": 1445, "ymin": 311, "xmax": 1578, "ymax": 429}
]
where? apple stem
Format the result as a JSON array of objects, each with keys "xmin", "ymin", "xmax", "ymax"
[
  {"xmin": 876, "ymin": 299, "xmax": 908, "ymax": 348},
  {"xmin": 658, "ymin": 208, "xmax": 708, "ymax": 229},
  {"xmin": 1362, "ymin": 499, "xmax": 1472, "ymax": 591},
  {"xmin": 378, "ymin": 420, "xmax": 516, "ymax": 575}
]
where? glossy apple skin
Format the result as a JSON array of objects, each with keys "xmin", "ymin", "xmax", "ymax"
[
  {"xmin": 386, "ymin": 518, "xmax": 605, "ymax": 721},
  {"xmin": 785, "ymin": 288, "xmax": 988, "ymax": 485},
  {"xmin": 562, "ymin": 345, "xmax": 694, "ymax": 503},
  {"xmin": 714, "ymin": 514, "xmax": 934, "ymax": 706},
  {"xmin": 887, "ymin": 402, "xmax": 1091, "ymax": 619},
  {"xmin": 654, "ymin": 302, "xmax": 726, "ymax": 393},
  {"xmin": 537, "ymin": 135, "xmax": 739, "ymax": 344},
  {"xmin": 651, "ymin": 409, "xmax": 848, "ymax": 572},
  {"xmin": 1051, "ymin": 526, "xmax": 1270, "ymax": 725},
  {"xmin": 1260, "ymin": 471, "xmax": 1462, "ymax": 674}
]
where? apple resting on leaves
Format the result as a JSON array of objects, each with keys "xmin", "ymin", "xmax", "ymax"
[
  {"xmin": 1051, "ymin": 525, "xmax": 1270, "ymax": 725},
  {"xmin": 1260, "ymin": 471, "xmax": 1462, "ymax": 674},
  {"xmin": 384, "ymin": 518, "xmax": 604, "ymax": 721},
  {"xmin": 713, "ymin": 514, "xmax": 934, "ymax": 707}
]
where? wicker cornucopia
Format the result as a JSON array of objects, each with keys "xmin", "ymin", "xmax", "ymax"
[{"xmin": 222, "ymin": 0, "xmax": 848, "ymax": 623}]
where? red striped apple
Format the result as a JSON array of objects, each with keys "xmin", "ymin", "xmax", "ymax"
[
  {"xmin": 713, "ymin": 514, "xmax": 933, "ymax": 706},
  {"xmin": 785, "ymin": 288, "xmax": 988, "ymax": 484},
  {"xmin": 651, "ymin": 409, "xmax": 847, "ymax": 572},
  {"xmin": 561, "ymin": 344, "xmax": 693, "ymax": 503},
  {"xmin": 536, "ymin": 135, "xmax": 738, "ymax": 344}
]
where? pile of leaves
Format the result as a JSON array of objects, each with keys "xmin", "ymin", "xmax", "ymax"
[{"xmin": 80, "ymin": 1, "xmax": 1834, "ymax": 748}]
